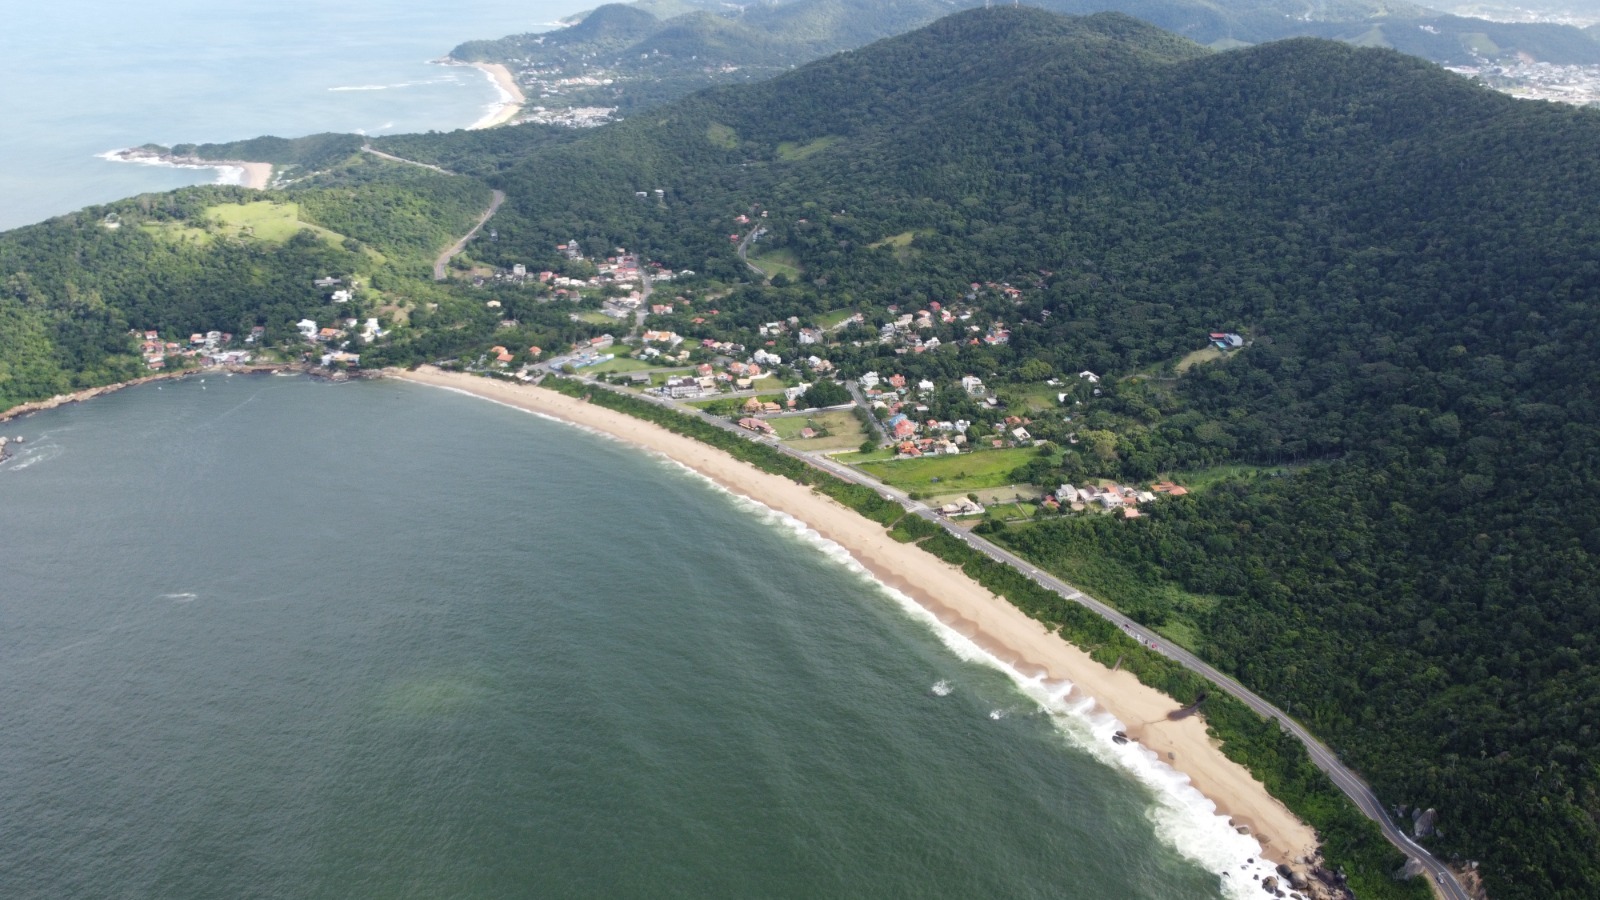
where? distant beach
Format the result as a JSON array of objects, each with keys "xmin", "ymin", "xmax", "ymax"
[
  {"xmin": 432, "ymin": 60, "xmax": 525, "ymax": 129},
  {"xmin": 391, "ymin": 366, "xmax": 1322, "ymax": 881},
  {"xmin": 102, "ymin": 147, "xmax": 272, "ymax": 190}
]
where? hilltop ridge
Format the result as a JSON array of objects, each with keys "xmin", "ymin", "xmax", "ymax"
[{"xmin": 5, "ymin": 7, "xmax": 1600, "ymax": 896}]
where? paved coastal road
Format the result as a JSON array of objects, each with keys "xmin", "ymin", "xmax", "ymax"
[
  {"xmin": 568, "ymin": 374, "xmax": 1469, "ymax": 900},
  {"xmin": 361, "ymin": 144, "xmax": 454, "ymax": 175}
]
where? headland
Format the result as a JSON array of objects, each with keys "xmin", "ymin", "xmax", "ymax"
[{"xmin": 103, "ymin": 147, "xmax": 273, "ymax": 189}]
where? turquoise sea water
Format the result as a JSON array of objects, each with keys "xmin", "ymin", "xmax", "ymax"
[
  {"xmin": 0, "ymin": 0, "xmax": 578, "ymax": 231},
  {"xmin": 0, "ymin": 376, "xmax": 1275, "ymax": 898}
]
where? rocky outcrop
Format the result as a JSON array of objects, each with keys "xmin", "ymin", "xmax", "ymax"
[
  {"xmin": 0, "ymin": 364, "xmax": 301, "ymax": 423},
  {"xmin": 1413, "ymin": 807, "xmax": 1438, "ymax": 838},
  {"xmin": 1394, "ymin": 857, "xmax": 1426, "ymax": 880}
]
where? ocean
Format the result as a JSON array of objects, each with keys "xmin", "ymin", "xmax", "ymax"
[
  {"xmin": 0, "ymin": 0, "xmax": 578, "ymax": 232},
  {"xmin": 0, "ymin": 375, "xmax": 1268, "ymax": 898}
]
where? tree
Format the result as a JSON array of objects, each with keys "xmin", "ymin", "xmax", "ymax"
[{"xmin": 800, "ymin": 379, "xmax": 849, "ymax": 407}]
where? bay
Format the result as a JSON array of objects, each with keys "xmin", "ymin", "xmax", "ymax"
[
  {"xmin": 0, "ymin": 375, "xmax": 1230, "ymax": 898},
  {"xmin": 0, "ymin": 0, "xmax": 579, "ymax": 231}
]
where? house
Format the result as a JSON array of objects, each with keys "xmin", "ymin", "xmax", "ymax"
[
  {"xmin": 1011, "ymin": 426, "xmax": 1032, "ymax": 442},
  {"xmin": 1210, "ymin": 332, "xmax": 1245, "ymax": 350},
  {"xmin": 1078, "ymin": 370, "xmax": 1100, "ymax": 383},
  {"xmin": 799, "ymin": 427, "xmax": 817, "ymax": 439},
  {"xmin": 738, "ymin": 417, "xmax": 775, "ymax": 434},
  {"xmin": 889, "ymin": 414, "xmax": 918, "ymax": 439},
  {"xmin": 664, "ymin": 376, "xmax": 701, "ymax": 399},
  {"xmin": 860, "ymin": 371, "xmax": 880, "ymax": 389},
  {"xmin": 961, "ymin": 375, "xmax": 985, "ymax": 395},
  {"xmin": 916, "ymin": 379, "xmax": 935, "ymax": 394},
  {"xmin": 330, "ymin": 289, "xmax": 352, "ymax": 303}
]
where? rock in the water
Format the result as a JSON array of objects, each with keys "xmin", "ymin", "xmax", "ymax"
[{"xmin": 1261, "ymin": 875, "xmax": 1279, "ymax": 893}]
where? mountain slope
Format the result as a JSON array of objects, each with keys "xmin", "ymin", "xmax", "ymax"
[
  {"xmin": 466, "ymin": 10, "xmax": 1600, "ymax": 896},
  {"xmin": 449, "ymin": 0, "xmax": 1600, "ymax": 115}
]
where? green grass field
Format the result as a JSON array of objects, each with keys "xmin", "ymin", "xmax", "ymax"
[
  {"xmin": 1175, "ymin": 346, "xmax": 1224, "ymax": 373},
  {"xmin": 925, "ymin": 485, "xmax": 1043, "ymax": 507},
  {"xmin": 706, "ymin": 122, "xmax": 739, "ymax": 149},
  {"xmin": 588, "ymin": 357, "xmax": 657, "ymax": 375},
  {"xmin": 143, "ymin": 201, "xmax": 350, "ymax": 252},
  {"xmin": 770, "ymin": 410, "xmax": 867, "ymax": 451},
  {"xmin": 750, "ymin": 248, "xmax": 802, "ymax": 280},
  {"xmin": 854, "ymin": 447, "xmax": 1043, "ymax": 493},
  {"xmin": 816, "ymin": 308, "xmax": 858, "ymax": 329},
  {"xmin": 775, "ymin": 135, "xmax": 840, "ymax": 160},
  {"xmin": 1007, "ymin": 382, "xmax": 1067, "ymax": 413},
  {"xmin": 866, "ymin": 230, "xmax": 929, "ymax": 264}
]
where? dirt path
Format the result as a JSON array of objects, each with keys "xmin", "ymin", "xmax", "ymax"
[{"xmin": 434, "ymin": 190, "xmax": 506, "ymax": 281}]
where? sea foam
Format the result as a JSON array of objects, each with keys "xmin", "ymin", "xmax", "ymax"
[
  {"xmin": 686, "ymin": 472, "xmax": 1288, "ymax": 900},
  {"xmin": 417, "ymin": 381, "xmax": 1286, "ymax": 897},
  {"xmin": 98, "ymin": 149, "xmax": 243, "ymax": 187}
]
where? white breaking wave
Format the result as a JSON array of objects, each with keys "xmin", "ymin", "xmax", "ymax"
[
  {"xmin": 1, "ymin": 443, "xmax": 61, "ymax": 471},
  {"xmin": 417, "ymin": 382, "xmax": 1284, "ymax": 897},
  {"xmin": 931, "ymin": 679, "xmax": 953, "ymax": 697},
  {"xmin": 98, "ymin": 150, "xmax": 242, "ymax": 187},
  {"xmin": 692, "ymin": 479, "xmax": 1285, "ymax": 900}
]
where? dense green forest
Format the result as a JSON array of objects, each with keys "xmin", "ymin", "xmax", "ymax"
[
  {"xmin": 6, "ymin": 5, "xmax": 1600, "ymax": 895},
  {"xmin": 434, "ymin": 10, "xmax": 1599, "ymax": 895},
  {"xmin": 0, "ymin": 155, "xmax": 571, "ymax": 409},
  {"xmin": 445, "ymin": 0, "xmax": 1600, "ymax": 118}
]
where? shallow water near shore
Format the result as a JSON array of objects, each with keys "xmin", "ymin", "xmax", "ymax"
[
  {"xmin": 0, "ymin": 0, "xmax": 578, "ymax": 231},
  {"xmin": 0, "ymin": 375, "xmax": 1253, "ymax": 898}
]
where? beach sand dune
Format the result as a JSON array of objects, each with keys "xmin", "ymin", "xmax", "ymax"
[{"xmin": 392, "ymin": 366, "xmax": 1321, "ymax": 873}]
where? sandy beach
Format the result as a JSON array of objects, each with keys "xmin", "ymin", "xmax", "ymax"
[
  {"xmin": 102, "ymin": 148, "xmax": 272, "ymax": 190},
  {"xmin": 392, "ymin": 366, "xmax": 1321, "ymax": 874},
  {"xmin": 467, "ymin": 62, "xmax": 525, "ymax": 129},
  {"xmin": 235, "ymin": 161, "xmax": 273, "ymax": 190}
]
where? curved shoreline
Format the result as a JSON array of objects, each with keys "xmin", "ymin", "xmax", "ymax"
[
  {"xmin": 388, "ymin": 366, "xmax": 1324, "ymax": 889},
  {"xmin": 102, "ymin": 148, "xmax": 273, "ymax": 189},
  {"xmin": 433, "ymin": 59, "xmax": 525, "ymax": 129},
  {"xmin": 0, "ymin": 364, "xmax": 298, "ymax": 423}
]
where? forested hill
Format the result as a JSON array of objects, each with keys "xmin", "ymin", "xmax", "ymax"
[
  {"xmin": 8, "ymin": 5, "xmax": 1600, "ymax": 895},
  {"xmin": 457, "ymin": 9, "xmax": 1600, "ymax": 895},
  {"xmin": 445, "ymin": 0, "xmax": 1600, "ymax": 115}
]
